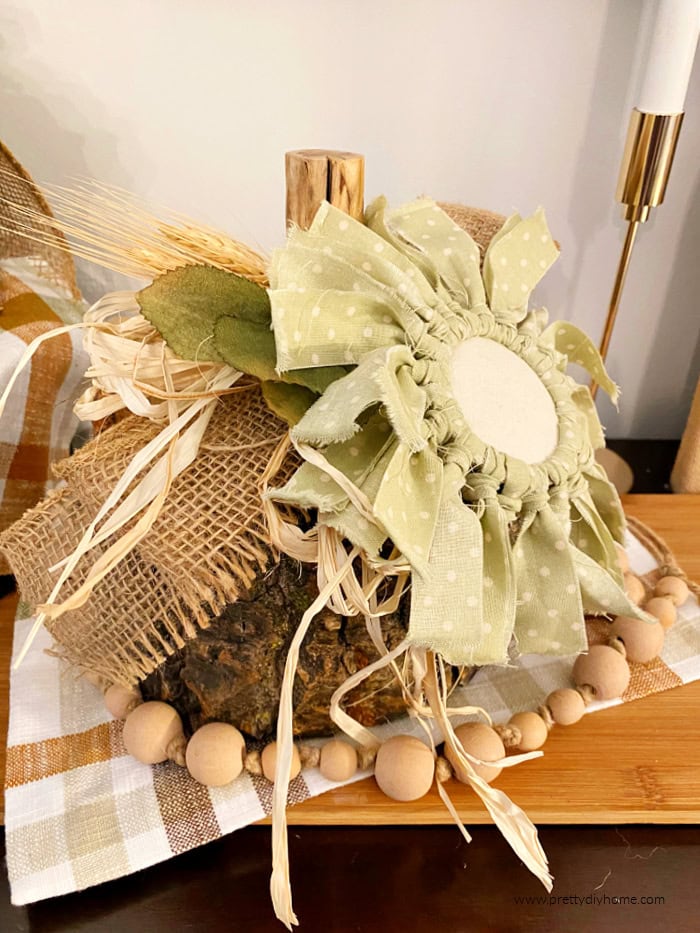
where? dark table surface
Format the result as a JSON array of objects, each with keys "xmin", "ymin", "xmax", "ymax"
[
  {"xmin": 2, "ymin": 825, "xmax": 698, "ymax": 933},
  {"xmin": 606, "ymin": 439, "xmax": 679, "ymax": 494},
  {"xmin": 3, "ymin": 439, "xmax": 697, "ymax": 932}
]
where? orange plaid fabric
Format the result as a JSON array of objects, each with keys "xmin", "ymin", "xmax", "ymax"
[{"xmin": 0, "ymin": 260, "xmax": 87, "ymax": 574}]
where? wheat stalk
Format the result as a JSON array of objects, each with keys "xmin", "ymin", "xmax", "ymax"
[{"xmin": 0, "ymin": 170, "xmax": 269, "ymax": 284}]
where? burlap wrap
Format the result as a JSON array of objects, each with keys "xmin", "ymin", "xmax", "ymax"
[
  {"xmin": 1, "ymin": 382, "xmax": 297, "ymax": 683},
  {"xmin": 0, "ymin": 203, "xmax": 505, "ymax": 685},
  {"xmin": 0, "ymin": 141, "xmax": 80, "ymax": 300}
]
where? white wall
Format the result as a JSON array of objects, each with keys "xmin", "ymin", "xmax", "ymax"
[{"xmin": 2, "ymin": 0, "xmax": 699, "ymax": 438}]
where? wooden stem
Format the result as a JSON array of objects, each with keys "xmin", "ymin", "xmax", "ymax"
[{"xmin": 285, "ymin": 149, "xmax": 364, "ymax": 231}]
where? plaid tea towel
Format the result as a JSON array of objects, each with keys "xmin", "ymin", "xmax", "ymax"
[
  {"xmin": 4, "ymin": 528, "xmax": 700, "ymax": 906},
  {"xmin": 1, "ymin": 139, "xmax": 88, "ymax": 575},
  {"xmin": 0, "ymin": 260, "xmax": 88, "ymax": 575}
]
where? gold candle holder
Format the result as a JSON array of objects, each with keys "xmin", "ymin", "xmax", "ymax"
[
  {"xmin": 593, "ymin": 109, "xmax": 684, "ymax": 391},
  {"xmin": 616, "ymin": 109, "xmax": 684, "ymax": 222},
  {"xmin": 593, "ymin": 109, "xmax": 685, "ymax": 492}
]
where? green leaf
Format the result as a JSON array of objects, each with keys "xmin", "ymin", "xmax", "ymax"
[
  {"xmin": 261, "ymin": 381, "xmax": 317, "ymax": 426},
  {"xmin": 214, "ymin": 314, "xmax": 278, "ymax": 380},
  {"xmin": 137, "ymin": 265, "xmax": 270, "ymax": 363},
  {"xmin": 286, "ymin": 364, "xmax": 348, "ymax": 394},
  {"xmin": 214, "ymin": 314, "xmax": 348, "ymax": 391}
]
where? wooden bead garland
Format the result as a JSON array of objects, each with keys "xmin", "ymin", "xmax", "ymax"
[
  {"xmin": 262, "ymin": 740, "xmax": 302, "ymax": 783},
  {"xmin": 374, "ymin": 735, "xmax": 435, "ymax": 801},
  {"xmin": 185, "ymin": 722, "xmax": 246, "ymax": 787},
  {"xmin": 435, "ymin": 756, "xmax": 453, "ymax": 783},
  {"xmin": 609, "ymin": 615, "xmax": 665, "ymax": 664},
  {"xmin": 654, "ymin": 575, "xmax": 689, "ymax": 606},
  {"xmin": 319, "ymin": 739, "xmax": 358, "ymax": 782},
  {"xmin": 298, "ymin": 744, "xmax": 321, "ymax": 769},
  {"xmin": 572, "ymin": 644, "xmax": 630, "ymax": 700},
  {"xmin": 104, "ymin": 683, "xmax": 142, "ymax": 720},
  {"xmin": 123, "ymin": 701, "xmax": 187, "ymax": 766},
  {"xmin": 446, "ymin": 722, "xmax": 505, "ymax": 784},
  {"xmin": 509, "ymin": 712, "xmax": 548, "ymax": 752},
  {"xmin": 90, "ymin": 548, "xmax": 688, "ymax": 801},
  {"xmin": 645, "ymin": 596, "xmax": 677, "ymax": 630},
  {"xmin": 545, "ymin": 688, "xmax": 586, "ymax": 726},
  {"xmin": 623, "ymin": 572, "xmax": 645, "ymax": 605},
  {"xmin": 493, "ymin": 722, "xmax": 522, "ymax": 748}
]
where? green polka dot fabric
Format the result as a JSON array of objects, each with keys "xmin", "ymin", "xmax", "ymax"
[{"xmin": 266, "ymin": 197, "xmax": 649, "ymax": 666}]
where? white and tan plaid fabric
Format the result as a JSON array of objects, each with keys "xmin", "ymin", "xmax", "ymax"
[
  {"xmin": 0, "ymin": 258, "xmax": 87, "ymax": 575},
  {"xmin": 5, "ymin": 530, "xmax": 700, "ymax": 906}
]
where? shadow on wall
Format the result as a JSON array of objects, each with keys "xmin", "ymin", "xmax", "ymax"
[
  {"xmin": 566, "ymin": 0, "xmax": 700, "ymax": 439},
  {"xmin": 639, "ymin": 168, "xmax": 700, "ymax": 437},
  {"xmin": 565, "ymin": 0, "xmax": 642, "ymax": 325},
  {"xmin": 0, "ymin": 7, "xmax": 150, "ymax": 300}
]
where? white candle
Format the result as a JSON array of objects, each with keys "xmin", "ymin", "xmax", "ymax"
[{"xmin": 636, "ymin": 0, "xmax": 700, "ymax": 113}]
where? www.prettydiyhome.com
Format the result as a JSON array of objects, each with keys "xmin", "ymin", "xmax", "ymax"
[{"xmin": 513, "ymin": 894, "xmax": 665, "ymax": 906}]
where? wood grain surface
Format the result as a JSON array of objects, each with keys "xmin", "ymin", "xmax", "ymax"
[
  {"xmin": 1, "ymin": 495, "xmax": 699, "ymax": 829},
  {"xmin": 285, "ymin": 149, "xmax": 364, "ymax": 230}
]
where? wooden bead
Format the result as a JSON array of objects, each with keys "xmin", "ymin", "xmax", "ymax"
[
  {"xmin": 123, "ymin": 701, "xmax": 185, "ymax": 765},
  {"xmin": 185, "ymin": 722, "xmax": 246, "ymax": 787},
  {"xmin": 645, "ymin": 596, "xmax": 677, "ymax": 630},
  {"xmin": 374, "ymin": 735, "xmax": 434, "ymax": 802},
  {"xmin": 104, "ymin": 683, "xmax": 142, "ymax": 720},
  {"xmin": 623, "ymin": 573, "xmax": 645, "ymax": 606},
  {"xmin": 546, "ymin": 688, "xmax": 586, "ymax": 725},
  {"xmin": 261, "ymin": 741, "xmax": 302, "ymax": 783},
  {"xmin": 446, "ymin": 722, "xmax": 505, "ymax": 784},
  {"xmin": 610, "ymin": 615, "xmax": 665, "ymax": 663},
  {"xmin": 654, "ymin": 576, "xmax": 689, "ymax": 607},
  {"xmin": 573, "ymin": 644, "xmax": 630, "ymax": 700},
  {"xmin": 319, "ymin": 739, "xmax": 358, "ymax": 783},
  {"xmin": 615, "ymin": 545, "xmax": 630, "ymax": 574},
  {"xmin": 509, "ymin": 712, "xmax": 548, "ymax": 751}
]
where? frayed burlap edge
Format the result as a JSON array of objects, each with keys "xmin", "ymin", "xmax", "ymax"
[
  {"xmin": 0, "ymin": 139, "xmax": 80, "ymax": 299},
  {"xmin": 0, "ymin": 382, "xmax": 298, "ymax": 685}
]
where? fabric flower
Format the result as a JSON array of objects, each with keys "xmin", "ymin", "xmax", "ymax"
[{"xmin": 266, "ymin": 197, "xmax": 647, "ymax": 666}]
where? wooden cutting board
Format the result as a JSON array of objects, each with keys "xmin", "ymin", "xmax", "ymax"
[{"xmin": 2, "ymin": 494, "xmax": 699, "ymax": 826}]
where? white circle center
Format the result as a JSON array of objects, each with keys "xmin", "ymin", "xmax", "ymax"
[{"xmin": 451, "ymin": 337, "xmax": 558, "ymax": 464}]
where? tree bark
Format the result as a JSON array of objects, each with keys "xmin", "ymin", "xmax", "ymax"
[{"xmin": 142, "ymin": 555, "xmax": 453, "ymax": 740}]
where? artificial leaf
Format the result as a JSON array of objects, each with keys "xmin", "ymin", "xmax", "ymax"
[
  {"xmin": 215, "ymin": 313, "xmax": 348, "ymax": 391},
  {"xmin": 261, "ymin": 381, "xmax": 317, "ymax": 426},
  {"xmin": 214, "ymin": 314, "xmax": 278, "ymax": 380},
  {"xmin": 288, "ymin": 364, "xmax": 349, "ymax": 394},
  {"xmin": 137, "ymin": 265, "xmax": 270, "ymax": 363}
]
